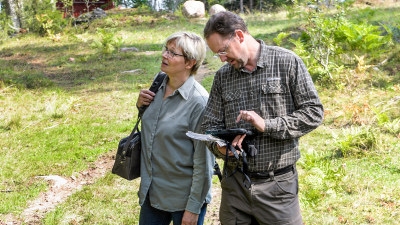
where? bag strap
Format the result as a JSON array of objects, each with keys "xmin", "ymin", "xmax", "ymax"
[
  {"xmin": 138, "ymin": 71, "xmax": 167, "ymax": 117},
  {"xmin": 223, "ymin": 142, "xmax": 251, "ymax": 187},
  {"xmin": 213, "ymin": 161, "xmax": 222, "ymax": 181},
  {"xmin": 122, "ymin": 117, "xmax": 141, "ymax": 154},
  {"xmin": 122, "ymin": 72, "xmax": 166, "ymax": 153}
]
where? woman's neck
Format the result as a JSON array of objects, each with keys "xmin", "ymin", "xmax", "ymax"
[
  {"xmin": 163, "ymin": 73, "xmax": 190, "ymax": 99},
  {"xmin": 167, "ymin": 73, "xmax": 190, "ymax": 90}
]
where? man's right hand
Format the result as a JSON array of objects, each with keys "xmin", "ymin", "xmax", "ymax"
[{"xmin": 216, "ymin": 134, "xmax": 246, "ymax": 156}]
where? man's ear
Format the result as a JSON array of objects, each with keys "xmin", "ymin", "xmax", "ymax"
[{"xmin": 235, "ymin": 29, "xmax": 245, "ymax": 43}]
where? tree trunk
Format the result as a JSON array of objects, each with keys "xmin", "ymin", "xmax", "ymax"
[
  {"xmin": 6, "ymin": 0, "xmax": 21, "ymax": 30},
  {"xmin": 240, "ymin": 0, "xmax": 243, "ymax": 13}
]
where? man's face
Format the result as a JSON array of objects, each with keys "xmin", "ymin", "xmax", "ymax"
[{"xmin": 206, "ymin": 33, "xmax": 244, "ymax": 69}]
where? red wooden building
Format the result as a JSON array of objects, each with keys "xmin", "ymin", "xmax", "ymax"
[{"xmin": 56, "ymin": 0, "xmax": 114, "ymax": 18}]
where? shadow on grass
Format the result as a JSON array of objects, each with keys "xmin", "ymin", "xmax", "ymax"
[{"xmin": 0, "ymin": 41, "xmax": 165, "ymax": 92}]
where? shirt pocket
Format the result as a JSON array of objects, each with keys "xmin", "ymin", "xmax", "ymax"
[
  {"xmin": 262, "ymin": 79, "xmax": 287, "ymax": 94},
  {"xmin": 261, "ymin": 79, "xmax": 290, "ymax": 117},
  {"xmin": 222, "ymin": 90, "xmax": 243, "ymax": 127}
]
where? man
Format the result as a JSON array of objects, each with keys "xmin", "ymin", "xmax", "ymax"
[{"xmin": 201, "ymin": 11, "xmax": 324, "ymax": 225}]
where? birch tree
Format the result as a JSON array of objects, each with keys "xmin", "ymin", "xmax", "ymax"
[
  {"xmin": 84, "ymin": 0, "xmax": 99, "ymax": 13},
  {"xmin": 5, "ymin": 0, "xmax": 22, "ymax": 30}
]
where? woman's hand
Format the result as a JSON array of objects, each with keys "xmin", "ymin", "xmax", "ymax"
[
  {"xmin": 136, "ymin": 89, "xmax": 156, "ymax": 108},
  {"xmin": 181, "ymin": 210, "xmax": 199, "ymax": 225}
]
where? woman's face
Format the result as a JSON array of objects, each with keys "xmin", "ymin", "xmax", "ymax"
[{"xmin": 160, "ymin": 41, "xmax": 188, "ymax": 76}]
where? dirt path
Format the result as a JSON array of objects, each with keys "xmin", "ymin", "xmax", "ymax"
[
  {"xmin": 195, "ymin": 64, "xmax": 214, "ymax": 83},
  {"xmin": 1, "ymin": 154, "xmax": 114, "ymax": 225}
]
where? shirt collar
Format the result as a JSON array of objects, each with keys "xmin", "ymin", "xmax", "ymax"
[
  {"xmin": 256, "ymin": 39, "xmax": 268, "ymax": 69},
  {"xmin": 165, "ymin": 75, "xmax": 194, "ymax": 101},
  {"xmin": 238, "ymin": 39, "xmax": 267, "ymax": 74}
]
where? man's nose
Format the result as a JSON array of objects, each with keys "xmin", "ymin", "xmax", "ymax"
[{"xmin": 218, "ymin": 55, "xmax": 227, "ymax": 62}]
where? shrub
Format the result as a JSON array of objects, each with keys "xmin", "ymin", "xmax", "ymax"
[
  {"xmin": 90, "ymin": 28, "xmax": 123, "ymax": 55},
  {"xmin": 333, "ymin": 126, "xmax": 378, "ymax": 157},
  {"xmin": 277, "ymin": 3, "xmax": 394, "ymax": 87}
]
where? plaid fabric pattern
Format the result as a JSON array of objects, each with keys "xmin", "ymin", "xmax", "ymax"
[{"xmin": 201, "ymin": 40, "xmax": 324, "ymax": 172}]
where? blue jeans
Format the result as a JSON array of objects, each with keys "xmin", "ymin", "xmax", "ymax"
[{"xmin": 139, "ymin": 194, "xmax": 208, "ymax": 225}]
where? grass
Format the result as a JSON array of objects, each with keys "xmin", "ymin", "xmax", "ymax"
[
  {"xmin": 1, "ymin": 4, "xmax": 400, "ymax": 224},
  {"xmin": 44, "ymin": 174, "xmax": 142, "ymax": 224}
]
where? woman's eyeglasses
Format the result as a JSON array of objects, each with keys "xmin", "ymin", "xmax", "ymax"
[{"xmin": 162, "ymin": 46, "xmax": 185, "ymax": 59}]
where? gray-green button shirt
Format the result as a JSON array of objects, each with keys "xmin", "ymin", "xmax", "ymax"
[{"xmin": 138, "ymin": 75, "xmax": 214, "ymax": 214}]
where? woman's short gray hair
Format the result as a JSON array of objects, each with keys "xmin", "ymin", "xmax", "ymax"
[{"xmin": 164, "ymin": 31, "xmax": 206, "ymax": 75}]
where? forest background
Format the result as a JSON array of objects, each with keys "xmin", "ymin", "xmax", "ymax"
[{"xmin": 0, "ymin": 0, "xmax": 400, "ymax": 224}]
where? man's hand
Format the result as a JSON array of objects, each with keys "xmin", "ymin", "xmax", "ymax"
[
  {"xmin": 181, "ymin": 210, "xmax": 199, "ymax": 225},
  {"xmin": 216, "ymin": 134, "xmax": 246, "ymax": 156},
  {"xmin": 236, "ymin": 110, "xmax": 265, "ymax": 132},
  {"xmin": 136, "ymin": 89, "xmax": 156, "ymax": 108}
]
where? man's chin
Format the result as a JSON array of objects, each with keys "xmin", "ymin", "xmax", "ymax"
[
  {"xmin": 230, "ymin": 61, "xmax": 243, "ymax": 70},
  {"xmin": 232, "ymin": 65, "xmax": 240, "ymax": 70},
  {"xmin": 228, "ymin": 60, "xmax": 238, "ymax": 69}
]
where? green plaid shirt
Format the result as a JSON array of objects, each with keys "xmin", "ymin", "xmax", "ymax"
[{"xmin": 201, "ymin": 40, "xmax": 324, "ymax": 173}]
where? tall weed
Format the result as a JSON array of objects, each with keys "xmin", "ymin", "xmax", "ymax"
[
  {"xmin": 337, "ymin": 21, "xmax": 392, "ymax": 54},
  {"xmin": 373, "ymin": 97, "xmax": 400, "ymax": 136},
  {"xmin": 333, "ymin": 126, "xmax": 379, "ymax": 157},
  {"xmin": 91, "ymin": 28, "xmax": 123, "ymax": 54},
  {"xmin": 0, "ymin": 11, "xmax": 12, "ymax": 42}
]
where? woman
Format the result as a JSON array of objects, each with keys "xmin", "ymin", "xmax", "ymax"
[{"xmin": 136, "ymin": 31, "xmax": 214, "ymax": 225}]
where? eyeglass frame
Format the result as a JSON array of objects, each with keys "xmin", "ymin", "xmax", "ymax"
[
  {"xmin": 162, "ymin": 45, "xmax": 186, "ymax": 59},
  {"xmin": 215, "ymin": 34, "xmax": 235, "ymax": 57}
]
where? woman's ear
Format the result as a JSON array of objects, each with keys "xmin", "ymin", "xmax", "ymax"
[{"xmin": 185, "ymin": 59, "xmax": 196, "ymax": 70}]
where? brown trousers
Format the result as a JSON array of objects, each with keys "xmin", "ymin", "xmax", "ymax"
[{"xmin": 219, "ymin": 166, "xmax": 303, "ymax": 225}]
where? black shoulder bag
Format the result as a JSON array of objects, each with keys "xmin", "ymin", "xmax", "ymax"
[{"xmin": 111, "ymin": 72, "xmax": 166, "ymax": 180}]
